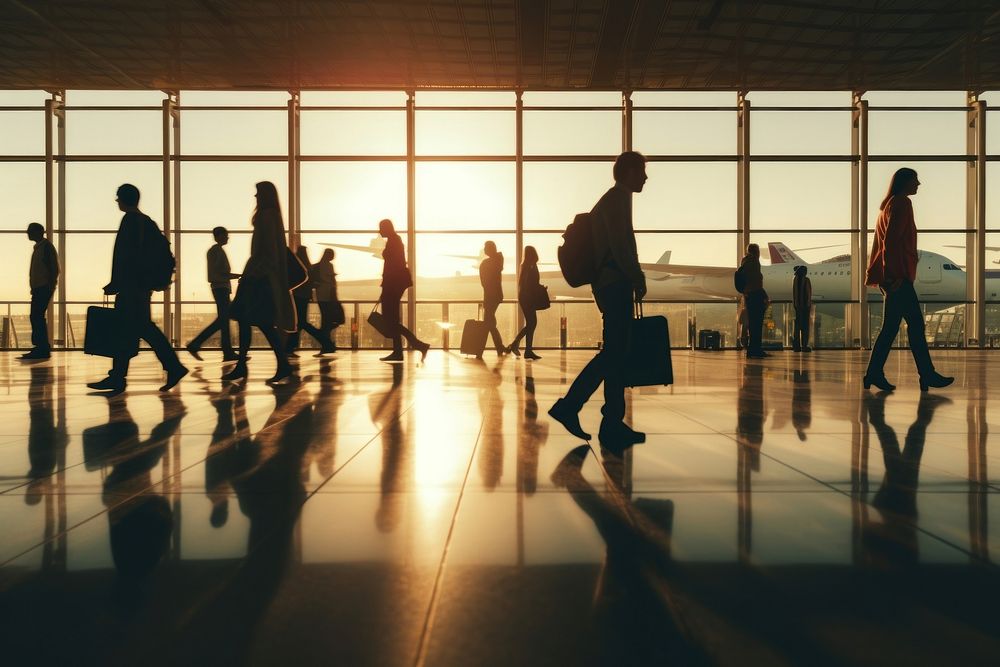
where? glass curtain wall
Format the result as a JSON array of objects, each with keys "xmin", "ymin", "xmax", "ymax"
[{"xmin": 0, "ymin": 89, "xmax": 993, "ymax": 350}]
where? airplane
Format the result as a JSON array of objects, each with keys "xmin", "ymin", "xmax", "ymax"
[{"xmin": 319, "ymin": 239, "xmax": 1000, "ymax": 306}]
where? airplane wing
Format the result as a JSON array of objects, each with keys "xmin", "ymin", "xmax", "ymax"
[
  {"xmin": 320, "ymin": 242, "xmax": 384, "ymax": 258},
  {"xmin": 641, "ymin": 262, "xmax": 732, "ymax": 277}
]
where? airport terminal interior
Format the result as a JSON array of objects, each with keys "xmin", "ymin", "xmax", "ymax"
[{"xmin": 2, "ymin": 1, "xmax": 1000, "ymax": 665}]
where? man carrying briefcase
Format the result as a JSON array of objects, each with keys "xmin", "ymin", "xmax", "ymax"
[{"xmin": 549, "ymin": 151, "xmax": 649, "ymax": 449}]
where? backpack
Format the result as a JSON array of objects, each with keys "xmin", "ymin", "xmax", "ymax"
[
  {"xmin": 139, "ymin": 216, "xmax": 176, "ymax": 291},
  {"xmin": 558, "ymin": 212, "xmax": 598, "ymax": 287},
  {"xmin": 733, "ymin": 265, "xmax": 747, "ymax": 294}
]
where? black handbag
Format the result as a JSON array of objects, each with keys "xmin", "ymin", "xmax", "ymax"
[
  {"xmin": 367, "ymin": 303, "xmax": 393, "ymax": 338},
  {"xmin": 533, "ymin": 284, "xmax": 551, "ymax": 311}
]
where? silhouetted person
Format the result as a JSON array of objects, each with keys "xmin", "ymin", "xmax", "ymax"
[
  {"xmin": 287, "ymin": 245, "xmax": 317, "ymax": 355},
  {"xmin": 377, "ymin": 218, "xmax": 429, "ymax": 362},
  {"xmin": 791, "ymin": 264, "xmax": 812, "ymax": 352},
  {"xmin": 185, "ymin": 226, "xmax": 240, "ymax": 362},
  {"xmin": 739, "ymin": 243, "xmax": 769, "ymax": 359},
  {"xmin": 864, "ymin": 168, "xmax": 953, "ymax": 393},
  {"xmin": 792, "ymin": 369, "xmax": 811, "ymax": 441},
  {"xmin": 224, "ymin": 181, "xmax": 295, "ymax": 384},
  {"xmin": 87, "ymin": 184, "xmax": 187, "ymax": 395},
  {"xmin": 304, "ymin": 248, "xmax": 340, "ymax": 355},
  {"xmin": 549, "ymin": 151, "xmax": 648, "ymax": 448},
  {"xmin": 508, "ymin": 245, "xmax": 543, "ymax": 360},
  {"xmin": 23, "ymin": 222, "xmax": 59, "ymax": 360},
  {"xmin": 479, "ymin": 240, "xmax": 507, "ymax": 356}
]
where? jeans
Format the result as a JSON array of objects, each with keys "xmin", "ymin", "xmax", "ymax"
[
  {"xmin": 866, "ymin": 280, "xmax": 935, "ymax": 379},
  {"xmin": 188, "ymin": 287, "xmax": 233, "ymax": 355},
  {"xmin": 561, "ymin": 280, "xmax": 632, "ymax": 426},
  {"xmin": 483, "ymin": 298, "xmax": 505, "ymax": 352},
  {"xmin": 110, "ymin": 289, "xmax": 182, "ymax": 381},
  {"xmin": 381, "ymin": 289, "xmax": 421, "ymax": 353},
  {"xmin": 510, "ymin": 305, "xmax": 537, "ymax": 351},
  {"xmin": 792, "ymin": 306, "xmax": 810, "ymax": 349},
  {"xmin": 29, "ymin": 286, "xmax": 54, "ymax": 352},
  {"xmin": 745, "ymin": 291, "xmax": 767, "ymax": 355}
]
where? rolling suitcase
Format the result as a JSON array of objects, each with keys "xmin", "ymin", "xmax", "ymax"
[
  {"xmin": 697, "ymin": 329, "xmax": 721, "ymax": 350},
  {"xmin": 625, "ymin": 303, "xmax": 673, "ymax": 387},
  {"xmin": 460, "ymin": 319, "xmax": 489, "ymax": 358}
]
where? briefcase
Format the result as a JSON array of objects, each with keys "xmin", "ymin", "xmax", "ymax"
[
  {"xmin": 460, "ymin": 319, "xmax": 489, "ymax": 358},
  {"xmin": 625, "ymin": 303, "xmax": 673, "ymax": 387},
  {"xmin": 84, "ymin": 304, "xmax": 138, "ymax": 359},
  {"xmin": 367, "ymin": 303, "xmax": 393, "ymax": 339}
]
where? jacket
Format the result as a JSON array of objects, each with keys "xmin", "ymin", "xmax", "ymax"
[
  {"xmin": 590, "ymin": 184, "xmax": 644, "ymax": 291},
  {"xmin": 866, "ymin": 195, "xmax": 918, "ymax": 286},
  {"xmin": 480, "ymin": 252, "xmax": 504, "ymax": 303}
]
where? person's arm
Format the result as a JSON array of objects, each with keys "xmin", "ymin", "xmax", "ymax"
[
  {"xmin": 602, "ymin": 189, "xmax": 645, "ymax": 296},
  {"xmin": 45, "ymin": 242, "xmax": 60, "ymax": 287}
]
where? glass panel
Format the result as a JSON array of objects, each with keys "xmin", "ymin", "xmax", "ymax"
[
  {"xmin": 65, "ymin": 162, "xmax": 163, "ymax": 230},
  {"xmin": 522, "ymin": 91, "xmax": 622, "ymax": 107},
  {"xmin": 746, "ymin": 91, "xmax": 852, "ymax": 106},
  {"xmin": 863, "ymin": 91, "xmax": 967, "ymax": 107},
  {"xmin": 523, "ymin": 111, "xmax": 621, "ymax": 155},
  {"xmin": 180, "ymin": 162, "xmax": 288, "ymax": 230},
  {"xmin": 180, "ymin": 91, "xmax": 289, "ymax": 106},
  {"xmin": 416, "ymin": 111, "xmax": 515, "ymax": 155},
  {"xmin": 66, "ymin": 90, "xmax": 165, "ymax": 106},
  {"xmin": 988, "ymin": 163, "xmax": 1000, "ymax": 229},
  {"xmin": 632, "ymin": 111, "xmax": 736, "ymax": 155},
  {"xmin": 986, "ymin": 232, "xmax": 1000, "ymax": 345},
  {"xmin": 415, "ymin": 162, "xmax": 514, "ymax": 230},
  {"xmin": 523, "ymin": 162, "xmax": 614, "ymax": 230},
  {"xmin": 300, "ymin": 110, "xmax": 406, "ymax": 155},
  {"xmin": 180, "ymin": 111, "xmax": 288, "ymax": 155},
  {"xmin": 750, "ymin": 112, "xmax": 851, "ymax": 155},
  {"xmin": 64, "ymin": 233, "xmax": 116, "ymax": 300},
  {"xmin": 297, "ymin": 232, "xmax": 390, "ymax": 302},
  {"xmin": 177, "ymin": 231, "xmax": 252, "ymax": 304},
  {"xmin": 300, "ymin": 91, "xmax": 407, "ymax": 106},
  {"xmin": 0, "ymin": 162, "xmax": 45, "ymax": 230},
  {"xmin": 300, "ymin": 162, "xmax": 407, "ymax": 230},
  {"xmin": 747, "ymin": 232, "xmax": 853, "ymax": 303},
  {"xmin": 415, "ymin": 91, "xmax": 515, "ymax": 106},
  {"xmin": 641, "ymin": 232, "xmax": 739, "ymax": 269},
  {"xmin": 867, "ymin": 162, "xmax": 966, "ymax": 229},
  {"xmin": 414, "ymin": 233, "xmax": 515, "ymax": 301},
  {"xmin": 0, "ymin": 111, "xmax": 45, "ymax": 155},
  {"xmin": 0, "ymin": 90, "xmax": 50, "ymax": 105},
  {"xmin": 750, "ymin": 162, "xmax": 852, "ymax": 229},
  {"xmin": 636, "ymin": 162, "xmax": 737, "ymax": 230},
  {"xmin": 523, "ymin": 232, "xmax": 596, "ymax": 300},
  {"xmin": 0, "ymin": 233, "xmax": 32, "ymax": 301},
  {"xmin": 66, "ymin": 110, "xmax": 162, "ymax": 155},
  {"xmin": 987, "ymin": 110, "xmax": 1000, "ymax": 155},
  {"xmin": 694, "ymin": 302, "xmax": 739, "ymax": 348},
  {"xmin": 631, "ymin": 91, "xmax": 737, "ymax": 107},
  {"xmin": 868, "ymin": 112, "xmax": 966, "ymax": 155}
]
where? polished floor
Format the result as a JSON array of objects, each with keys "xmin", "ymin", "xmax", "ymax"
[{"xmin": 0, "ymin": 347, "xmax": 998, "ymax": 666}]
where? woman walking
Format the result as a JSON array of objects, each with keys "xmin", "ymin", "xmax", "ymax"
[
  {"xmin": 863, "ymin": 168, "xmax": 953, "ymax": 392},
  {"xmin": 307, "ymin": 248, "xmax": 341, "ymax": 355},
  {"xmin": 286, "ymin": 245, "xmax": 314, "ymax": 357},
  {"xmin": 479, "ymin": 240, "xmax": 507, "ymax": 356},
  {"xmin": 508, "ymin": 245, "xmax": 544, "ymax": 360},
  {"xmin": 224, "ymin": 181, "xmax": 296, "ymax": 384},
  {"xmin": 378, "ymin": 219, "xmax": 429, "ymax": 363}
]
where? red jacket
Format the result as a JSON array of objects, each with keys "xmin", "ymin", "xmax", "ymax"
[{"xmin": 866, "ymin": 195, "xmax": 917, "ymax": 286}]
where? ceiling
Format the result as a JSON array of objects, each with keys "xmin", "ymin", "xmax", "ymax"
[{"xmin": 2, "ymin": 0, "xmax": 1000, "ymax": 91}]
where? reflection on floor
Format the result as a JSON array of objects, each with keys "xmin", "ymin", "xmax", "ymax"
[{"xmin": 1, "ymin": 349, "xmax": 998, "ymax": 666}]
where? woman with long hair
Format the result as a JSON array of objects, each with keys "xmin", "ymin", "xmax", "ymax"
[
  {"xmin": 508, "ymin": 245, "xmax": 543, "ymax": 360},
  {"xmin": 224, "ymin": 181, "xmax": 296, "ymax": 384},
  {"xmin": 377, "ymin": 218, "xmax": 429, "ymax": 362},
  {"xmin": 863, "ymin": 168, "xmax": 953, "ymax": 392}
]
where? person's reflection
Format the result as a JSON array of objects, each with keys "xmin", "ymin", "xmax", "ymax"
[
  {"xmin": 478, "ymin": 364, "xmax": 504, "ymax": 490},
  {"xmin": 25, "ymin": 365, "xmax": 68, "ymax": 503},
  {"xmin": 100, "ymin": 394, "xmax": 186, "ymax": 589},
  {"xmin": 861, "ymin": 392, "xmax": 949, "ymax": 568},
  {"xmin": 300, "ymin": 358, "xmax": 341, "ymax": 487},
  {"xmin": 792, "ymin": 369, "xmax": 811, "ymax": 442},
  {"xmin": 516, "ymin": 363, "xmax": 548, "ymax": 496},
  {"xmin": 371, "ymin": 363, "xmax": 409, "ymax": 532},
  {"xmin": 204, "ymin": 387, "xmax": 252, "ymax": 529},
  {"xmin": 736, "ymin": 362, "xmax": 765, "ymax": 562}
]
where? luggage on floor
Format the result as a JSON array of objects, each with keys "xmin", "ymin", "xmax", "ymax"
[
  {"xmin": 460, "ymin": 319, "xmax": 489, "ymax": 357},
  {"xmin": 84, "ymin": 304, "xmax": 138, "ymax": 359},
  {"xmin": 625, "ymin": 303, "xmax": 673, "ymax": 387},
  {"xmin": 697, "ymin": 329, "xmax": 722, "ymax": 350}
]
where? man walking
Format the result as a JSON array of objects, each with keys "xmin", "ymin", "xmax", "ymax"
[
  {"xmin": 548, "ymin": 151, "xmax": 648, "ymax": 448},
  {"xmin": 739, "ymin": 243, "xmax": 770, "ymax": 359},
  {"xmin": 87, "ymin": 184, "xmax": 188, "ymax": 394},
  {"xmin": 23, "ymin": 222, "xmax": 59, "ymax": 360},
  {"xmin": 186, "ymin": 226, "xmax": 240, "ymax": 361}
]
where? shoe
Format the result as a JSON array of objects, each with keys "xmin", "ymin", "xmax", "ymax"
[
  {"xmin": 598, "ymin": 422, "xmax": 646, "ymax": 447},
  {"xmin": 266, "ymin": 364, "xmax": 295, "ymax": 384},
  {"xmin": 222, "ymin": 353, "xmax": 240, "ymax": 363},
  {"xmin": 222, "ymin": 363, "xmax": 247, "ymax": 382},
  {"xmin": 287, "ymin": 351, "xmax": 299, "ymax": 359},
  {"xmin": 746, "ymin": 352, "xmax": 767, "ymax": 359},
  {"xmin": 508, "ymin": 345, "xmax": 521, "ymax": 358},
  {"xmin": 792, "ymin": 345, "xmax": 801, "ymax": 352},
  {"xmin": 160, "ymin": 366, "xmax": 189, "ymax": 391},
  {"xmin": 381, "ymin": 352, "xmax": 404, "ymax": 362},
  {"xmin": 416, "ymin": 342, "xmax": 430, "ymax": 362},
  {"xmin": 919, "ymin": 373, "xmax": 954, "ymax": 392},
  {"xmin": 863, "ymin": 375, "xmax": 895, "ymax": 392},
  {"xmin": 802, "ymin": 347, "xmax": 812, "ymax": 353},
  {"xmin": 88, "ymin": 378, "xmax": 126, "ymax": 394},
  {"xmin": 185, "ymin": 343, "xmax": 203, "ymax": 361},
  {"xmin": 547, "ymin": 398, "xmax": 591, "ymax": 440},
  {"xmin": 496, "ymin": 347, "xmax": 507, "ymax": 357},
  {"xmin": 314, "ymin": 347, "xmax": 337, "ymax": 357},
  {"xmin": 20, "ymin": 350, "xmax": 50, "ymax": 360},
  {"xmin": 525, "ymin": 350, "xmax": 542, "ymax": 360}
]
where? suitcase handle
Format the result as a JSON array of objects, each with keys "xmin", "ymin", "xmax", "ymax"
[{"xmin": 633, "ymin": 301, "xmax": 644, "ymax": 319}]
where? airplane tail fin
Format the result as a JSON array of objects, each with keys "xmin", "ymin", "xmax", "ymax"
[
  {"xmin": 656, "ymin": 251, "xmax": 672, "ymax": 265},
  {"xmin": 768, "ymin": 242, "xmax": 806, "ymax": 265}
]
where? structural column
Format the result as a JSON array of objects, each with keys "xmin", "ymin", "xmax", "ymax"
[
  {"xmin": 515, "ymin": 90, "xmax": 524, "ymax": 331},
  {"xmin": 967, "ymin": 94, "xmax": 986, "ymax": 347},
  {"xmin": 288, "ymin": 91, "xmax": 301, "ymax": 248},
  {"xmin": 853, "ymin": 92, "xmax": 870, "ymax": 348},
  {"xmin": 736, "ymin": 92, "xmax": 750, "ymax": 261},
  {"xmin": 162, "ymin": 93, "xmax": 176, "ymax": 344},
  {"xmin": 406, "ymin": 91, "xmax": 416, "ymax": 333},
  {"xmin": 54, "ymin": 92, "xmax": 67, "ymax": 347}
]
